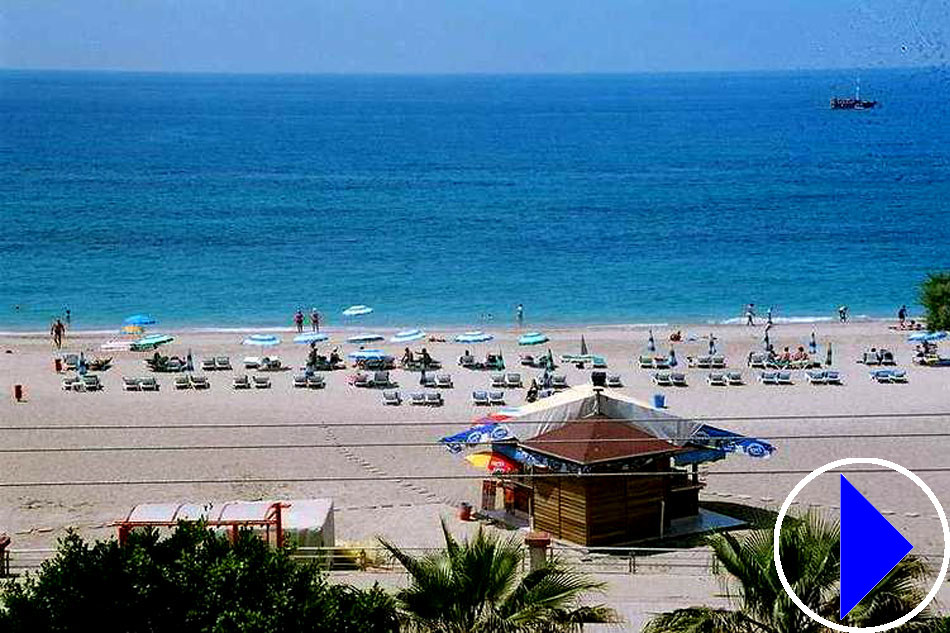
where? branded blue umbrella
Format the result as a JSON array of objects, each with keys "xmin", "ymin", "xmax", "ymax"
[
  {"xmin": 242, "ymin": 334, "xmax": 281, "ymax": 347},
  {"xmin": 908, "ymin": 331, "xmax": 947, "ymax": 342},
  {"xmin": 124, "ymin": 314, "xmax": 156, "ymax": 326}
]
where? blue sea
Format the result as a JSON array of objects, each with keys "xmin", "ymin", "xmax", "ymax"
[{"xmin": 2, "ymin": 68, "xmax": 949, "ymax": 331}]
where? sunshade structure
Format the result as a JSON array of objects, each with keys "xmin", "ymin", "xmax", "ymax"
[
  {"xmin": 347, "ymin": 349, "xmax": 390, "ymax": 360},
  {"xmin": 347, "ymin": 333, "xmax": 385, "ymax": 344},
  {"xmin": 294, "ymin": 332, "xmax": 330, "ymax": 344},
  {"xmin": 455, "ymin": 331, "xmax": 494, "ymax": 343},
  {"xmin": 243, "ymin": 334, "xmax": 281, "ymax": 347},
  {"xmin": 124, "ymin": 314, "xmax": 157, "ymax": 326},
  {"xmin": 580, "ymin": 335, "xmax": 589, "ymax": 356},
  {"xmin": 465, "ymin": 452, "xmax": 519, "ymax": 474},
  {"xmin": 130, "ymin": 334, "xmax": 174, "ymax": 351},
  {"xmin": 391, "ymin": 329, "xmax": 425, "ymax": 343},
  {"xmin": 518, "ymin": 332, "xmax": 549, "ymax": 346},
  {"xmin": 908, "ymin": 331, "xmax": 948, "ymax": 342},
  {"xmin": 121, "ymin": 325, "xmax": 144, "ymax": 336},
  {"xmin": 809, "ymin": 331, "xmax": 818, "ymax": 354},
  {"xmin": 342, "ymin": 305, "xmax": 373, "ymax": 316},
  {"xmin": 439, "ymin": 385, "xmax": 774, "ymax": 545}
]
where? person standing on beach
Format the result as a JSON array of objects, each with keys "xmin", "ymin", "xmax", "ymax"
[
  {"xmin": 838, "ymin": 305, "xmax": 849, "ymax": 323},
  {"xmin": 64, "ymin": 307, "xmax": 71, "ymax": 325},
  {"xmin": 310, "ymin": 308, "xmax": 320, "ymax": 332},
  {"xmin": 50, "ymin": 319, "xmax": 65, "ymax": 349},
  {"xmin": 745, "ymin": 303, "xmax": 756, "ymax": 326},
  {"xmin": 898, "ymin": 304, "xmax": 907, "ymax": 328},
  {"xmin": 766, "ymin": 306, "xmax": 773, "ymax": 326},
  {"xmin": 516, "ymin": 304, "xmax": 524, "ymax": 327},
  {"xmin": 294, "ymin": 309, "xmax": 304, "ymax": 333}
]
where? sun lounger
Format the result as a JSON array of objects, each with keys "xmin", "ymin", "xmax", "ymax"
[
  {"xmin": 373, "ymin": 371, "xmax": 395, "ymax": 388},
  {"xmin": 653, "ymin": 371, "xmax": 673, "ymax": 387},
  {"xmin": 409, "ymin": 392, "xmax": 426, "ymax": 405},
  {"xmin": 890, "ymin": 369, "xmax": 908, "ymax": 383},
  {"xmin": 232, "ymin": 374, "xmax": 251, "ymax": 389},
  {"xmin": 748, "ymin": 352, "xmax": 768, "ymax": 368},
  {"xmin": 201, "ymin": 358, "xmax": 216, "ymax": 371},
  {"xmin": 175, "ymin": 375, "xmax": 192, "ymax": 390},
  {"xmin": 165, "ymin": 359, "xmax": 185, "ymax": 372},
  {"xmin": 436, "ymin": 374, "xmax": 454, "ymax": 388},
  {"xmin": 293, "ymin": 374, "xmax": 308, "ymax": 388},
  {"xmin": 425, "ymin": 392, "xmax": 444, "ymax": 406},
  {"xmin": 243, "ymin": 356, "xmax": 261, "ymax": 369},
  {"xmin": 707, "ymin": 372, "xmax": 727, "ymax": 386},
  {"xmin": 551, "ymin": 375, "xmax": 568, "ymax": 389},
  {"xmin": 653, "ymin": 358, "xmax": 671, "ymax": 370},
  {"xmin": 759, "ymin": 371, "xmax": 778, "ymax": 385},
  {"xmin": 639, "ymin": 355, "xmax": 654, "ymax": 369},
  {"xmin": 420, "ymin": 373, "xmax": 437, "ymax": 388},
  {"xmin": 307, "ymin": 375, "xmax": 325, "ymax": 389},
  {"xmin": 259, "ymin": 357, "xmax": 282, "ymax": 371},
  {"xmin": 251, "ymin": 375, "xmax": 270, "ymax": 389},
  {"xmin": 353, "ymin": 373, "xmax": 370, "ymax": 388},
  {"xmin": 505, "ymin": 372, "xmax": 522, "ymax": 388},
  {"xmin": 538, "ymin": 389, "xmax": 554, "ymax": 399},
  {"xmin": 591, "ymin": 356, "xmax": 608, "ymax": 368},
  {"xmin": 383, "ymin": 390, "xmax": 401, "ymax": 405},
  {"xmin": 215, "ymin": 356, "xmax": 232, "ymax": 370},
  {"xmin": 726, "ymin": 371, "xmax": 744, "ymax": 386},
  {"xmin": 806, "ymin": 370, "xmax": 827, "ymax": 385},
  {"xmin": 458, "ymin": 355, "xmax": 476, "ymax": 368},
  {"xmin": 671, "ymin": 372, "xmax": 688, "ymax": 387},
  {"xmin": 689, "ymin": 356, "xmax": 712, "ymax": 369},
  {"xmin": 711, "ymin": 356, "xmax": 727, "ymax": 369},
  {"xmin": 62, "ymin": 376, "xmax": 79, "ymax": 390},
  {"xmin": 881, "ymin": 351, "xmax": 896, "ymax": 365},
  {"xmin": 824, "ymin": 370, "xmax": 842, "ymax": 385},
  {"xmin": 122, "ymin": 376, "xmax": 141, "ymax": 391},
  {"xmin": 490, "ymin": 374, "xmax": 506, "ymax": 389},
  {"xmin": 489, "ymin": 391, "xmax": 505, "ymax": 405},
  {"xmin": 472, "ymin": 390, "xmax": 490, "ymax": 405},
  {"xmin": 606, "ymin": 374, "xmax": 622, "ymax": 388},
  {"xmin": 777, "ymin": 371, "xmax": 793, "ymax": 385},
  {"xmin": 62, "ymin": 354, "xmax": 79, "ymax": 371},
  {"xmin": 79, "ymin": 375, "xmax": 101, "ymax": 391},
  {"xmin": 191, "ymin": 375, "xmax": 211, "ymax": 389},
  {"xmin": 140, "ymin": 377, "xmax": 159, "ymax": 391},
  {"xmin": 520, "ymin": 355, "xmax": 535, "ymax": 367}
]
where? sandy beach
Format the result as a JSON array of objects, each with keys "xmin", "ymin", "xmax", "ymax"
[{"xmin": 2, "ymin": 319, "xmax": 949, "ymax": 625}]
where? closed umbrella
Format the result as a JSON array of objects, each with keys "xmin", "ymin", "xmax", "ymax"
[
  {"xmin": 763, "ymin": 331, "xmax": 772, "ymax": 352},
  {"xmin": 580, "ymin": 335, "xmax": 589, "ymax": 356},
  {"xmin": 809, "ymin": 332, "xmax": 817, "ymax": 355},
  {"xmin": 186, "ymin": 349, "xmax": 194, "ymax": 372},
  {"xmin": 668, "ymin": 348, "xmax": 678, "ymax": 368},
  {"xmin": 647, "ymin": 330, "xmax": 656, "ymax": 353},
  {"xmin": 826, "ymin": 342, "xmax": 834, "ymax": 367}
]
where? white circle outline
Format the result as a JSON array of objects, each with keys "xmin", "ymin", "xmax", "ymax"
[{"xmin": 773, "ymin": 457, "xmax": 950, "ymax": 633}]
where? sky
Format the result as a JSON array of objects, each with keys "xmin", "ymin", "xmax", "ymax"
[{"xmin": 1, "ymin": 0, "xmax": 948, "ymax": 74}]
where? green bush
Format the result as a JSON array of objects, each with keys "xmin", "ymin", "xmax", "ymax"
[
  {"xmin": 0, "ymin": 523, "xmax": 398, "ymax": 633},
  {"xmin": 920, "ymin": 272, "xmax": 950, "ymax": 331}
]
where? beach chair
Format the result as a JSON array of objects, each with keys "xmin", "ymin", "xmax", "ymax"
[
  {"xmin": 489, "ymin": 391, "xmax": 505, "ymax": 405},
  {"xmin": 62, "ymin": 354, "xmax": 79, "ymax": 371},
  {"xmin": 423, "ymin": 392, "xmax": 442, "ymax": 406},
  {"xmin": 458, "ymin": 354, "xmax": 476, "ymax": 368},
  {"xmin": 505, "ymin": 372, "xmax": 523, "ymax": 388},
  {"xmin": 243, "ymin": 356, "xmax": 261, "ymax": 369},
  {"xmin": 122, "ymin": 376, "xmax": 141, "ymax": 391},
  {"xmin": 293, "ymin": 374, "xmax": 308, "ymax": 388},
  {"xmin": 889, "ymin": 369, "xmax": 908, "ymax": 383},
  {"xmin": 653, "ymin": 357, "xmax": 671, "ymax": 370},
  {"xmin": 383, "ymin": 390, "xmax": 401, "ymax": 405},
  {"xmin": 251, "ymin": 375, "xmax": 270, "ymax": 389},
  {"xmin": 191, "ymin": 375, "xmax": 211, "ymax": 390},
  {"xmin": 140, "ymin": 376, "xmax": 159, "ymax": 391},
  {"xmin": 353, "ymin": 373, "xmax": 370, "ymax": 388},
  {"xmin": 824, "ymin": 370, "xmax": 842, "ymax": 385},
  {"xmin": 653, "ymin": 372, "xmax": 673, "ymax": 387},
  {"xmin": 707, "ymin": 372, "xmax": 727, "ymax": 387},
  {"xmin": 638, "ymin": 355, "xmax": 654, "ymax": 369},
  {"xmin": 420, "ymin": 373, "xmax": 437, "ymax": 388},
  {"xmin": 409, "ymin": 392, "xmax": 426, "ymax": 405},
  {"xmin": 551, "ymin": 375, "xmax": 568, "ymax": 389},
  {"xmin": 606, "ymin": 374, "xmax": 622, "ymax": 388},
  {"xmin": 80, "ymin": 375, "xmax": 102, "ymax": 391},
  {"xmin": 490, "ymin": 374, "xmax": 506, "ymax": 389},
  {"xmin": 748, "ymin": 352, "xmax": 768, "ymax": 368},
  {"xmin": 175, "ymin": 375, "xmax": 192, "ymax": 390},
  {"xmin": 232, "ymin": 374, "xmax": 251, "ymax": 389},
  {"xmin": 201, "ymin": 358, "xmax": 216, "ymax": 371},
  {"xmin": 777, "ymin": 371, "xmax": 793, "ymax": 385},
  {"xmin": 472, "ymin": 390, "xmax": 490, "ymax": 406},
  {"xmin": 591, "ymin": 355, "xmax": 608, "ymax": 369},
  {"xmin": 215, "ymin": 356, "xmax": 232, "ymax": 370},
  {"xmin": 307, "ymin": 375, "xmax": 325, "ymax": 389},
  {"xmin": 870, "ymin": 369, "xmax": 889, "ymax": 383},
  {"xmin": 805, "ymin": 370, "xmax": 827, "ymax": 385},
  {"xmin": 671, "ymin": 372, "xmax": 688, "ymax": 387},
  {"xmin": 726, "ymin": 371, "xmax": 744, "ymax": 386},
  {"xmin": 689, "ymin": 356, "xmax": 712, "ymax": 369},
  {"xmin": 711, "ymin": 356, "xmax": 727, "ymax": 369},
  {"xmin": 62, "ymin": 376, "xmax": 79, "ymax": 391},
  {"xmin": 436, "ymin": 374, "xmax": 454, "ymax": 388},
  {"xmin": 759, "ymin": 371, "xmax": 778, "ymax": 385},
  {"xmin": 520, "ymin": 354, "xmax": 535, "ymax": 367},
  {"xmin": 166, "ymin": 359, "xmax": 185, "ymax": 372}
]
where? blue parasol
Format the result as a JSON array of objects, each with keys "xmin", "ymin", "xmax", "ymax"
[
  {"xmin": 124, "ymin": 314, "xmax": 156, "ymax": 326},
  {"xmin": 242, "ymin": 334, "xmax": 281, "ymax": 347},
  {"xmin": 294, "ymin": 332, "xmax": 330, "ymax": 344}
]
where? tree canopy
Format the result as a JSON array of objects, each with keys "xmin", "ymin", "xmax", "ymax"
[{"xmin": 920, "ymin": 272, "xmax": 950, "ymax": 331}]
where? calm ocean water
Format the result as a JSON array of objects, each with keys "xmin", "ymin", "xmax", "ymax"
[{"xmin": 2, "ymin": 69, "xmax": 949, "ymax": 331}]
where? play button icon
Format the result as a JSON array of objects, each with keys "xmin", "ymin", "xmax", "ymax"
[{"xmin": 839, "ymin": 475, "xmax": 914, "ymax": 618}]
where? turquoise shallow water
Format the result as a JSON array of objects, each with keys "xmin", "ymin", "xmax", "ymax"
[{"xmin": 1, "ymin": 69, "xmax": 949, "ymax": 330}]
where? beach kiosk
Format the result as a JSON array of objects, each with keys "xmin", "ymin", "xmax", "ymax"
[
  {"xmin": 115, "ymin": 498, "xmax": 334, "ymax": 548},
  {"xmin": 441, "ymin": 385, "xmax": 773, "ymax": 546}
]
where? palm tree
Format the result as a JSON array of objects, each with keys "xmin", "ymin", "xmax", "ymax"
[
  {"xmin": 644, "ymin": 512, "xmax": 937, "ymax": 633},
  {"xmin": 378, "ymin": 520, "xmax": 618, "ymax": 632}
]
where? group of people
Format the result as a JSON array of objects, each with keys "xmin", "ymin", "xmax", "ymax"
[
  {"xmin": 293, "ymin": 308, "xmax": 321, "ymax": 333},
  {"xmin": 402, "ymin": 347, "xmax": 433, "ymax": 368}
]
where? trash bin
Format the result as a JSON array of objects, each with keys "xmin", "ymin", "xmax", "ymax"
[
  {"xmin": 54, "ymin": 358, "xmax": 62, "ymax": 372},
  {"xmin": 458, "ymin": 502, "xmax": 473, "ymax": 521},
  {"xmin": 13, "ymin": 385, "xmax": 23, "ymax": 402},
  {"xmin": 653, "ymin": 393, "xmax": 666, "ymax": 409}
]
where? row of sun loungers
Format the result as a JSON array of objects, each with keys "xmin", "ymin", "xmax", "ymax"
[
  {"xmin": 200, "ymin": 357, "xmax": 233, "ymax": 371},
  {"xmin": 652, "ymin": 372, "xmax": 688, "ymax": 387},
  {"xmin": 857, "ymin": 349, "xmax": 896, "ymax": 365},
  {"xmin": 62, "ymin": 375, "xmax": 103, "ymax": 392},
  {"xmin": 122, "ymin": 376, "xmax": 160, "ymax": 391},
  {"xmin": 473, "ymin": 390, "xmax": 507, "ymax": 405},
  {"xmin": 174, "ymin": 375, "xmax": 212, "ymax": 390},
  {"xmin": 805, "ymin": 370, "xmax": 843, "ymax": 385},
  {"xmin": 686, "ymin": 355, "xmax": 728, "ymax": 369},
  {"xmin": 409, "ymin": 392, "xmax": 444, "ymax": 406},
  {"xmin": 870, "ymin": 369, "xmax": 909, "ymax": 384},
  {"xmin": 706, "ymin": 372, "xmax": 744, "ymax": 386},
  {"xmin": 352, "ymin": 371, "xmax": 398, "ymax": 388},
  {"xmin": 490, "ymin": 373, "xmax": 523, "ymax": 388},
  {"xmin": 292, "ymin": 374, "xmax": 326, "ymax": 389}
]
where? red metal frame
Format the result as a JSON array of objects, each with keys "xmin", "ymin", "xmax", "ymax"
[{"xmin": 114, "ymin": 502, "xmax": 289, "ymax": 548}]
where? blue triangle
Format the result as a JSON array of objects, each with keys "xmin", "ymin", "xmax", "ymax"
[{"xmin": 840, "ymin": 475, "xmax": 914, "ymax": 619}]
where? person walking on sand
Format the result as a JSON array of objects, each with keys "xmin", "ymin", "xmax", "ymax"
[
  {"xmin": 766, "ymin": 306, "xmax": 773, "ymax": 326},
  {"xmin": 516, "ymin": 304, "xmax": 524, "ymax": 328},
  {"xmin": 745, "ymin": 303, "xmax": 756, "ymax": 326},
  {"xmin": 838, "ymin": 305, "xmax": 849, "ymax": 323},
  {"xmin": 310, "ymin": 308, "xmax": 320, "ymax": 332},
  {"xmin": 50, "ymin": 318, "xmax": 65, "ymax": 349},
  {"xmin": 64, "ymin": 306, "xmax": 71, "ymax": 325},
  {"xmin": 294, "ymin": 309, "xmax": 304, "ymax": 333},
  {"xmin": 898, "ymin": 304, "xmax": 907, "ymax": 328}
]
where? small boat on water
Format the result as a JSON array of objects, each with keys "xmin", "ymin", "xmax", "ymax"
[
  {"xmin": 518, "ymin": 332, "xmax": 549, "ymax": 346},
  {"xmin": 347, "ymin": 333, "xmax": 385, "ymax": 344},
  {"xmin": 343, "ymin": 305, "xmax": 373, "ymax": 316},
  {"xmin": 831, "ymin": 79, "xmax": 877, "ymax": 110},
  {"xmin": 391, "ymin": 329, "xmax": 425, "ymax": 343}
]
